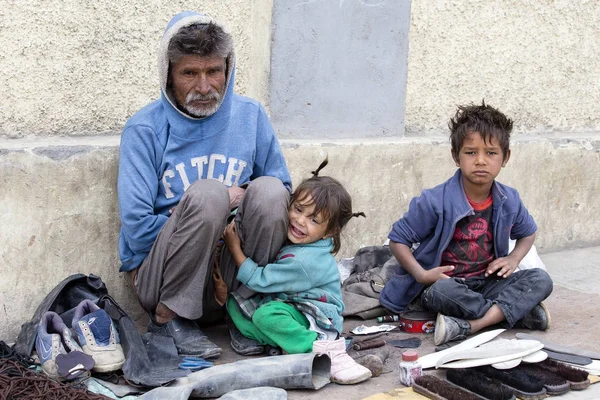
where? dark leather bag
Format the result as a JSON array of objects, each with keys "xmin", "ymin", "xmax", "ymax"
[
  {"xmin": 14, "ymin": 273, "xmax": 108, "ymax": 357},
  {"xmin": 15, "ymin": 273, "xmax": 187, "ymax": 387}
]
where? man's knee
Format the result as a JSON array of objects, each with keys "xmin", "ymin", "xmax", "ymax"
[
  {"xmin": 242, "ymin": 177, "xmax": 289, "ymax": 220},
  {"xmin": 185, "ymin": 179, "xmax": 229, "ymax": 204},
  {"xmin": 246, "ymin": 176, "xmax": 289, "ymax": 201},
  {"xmin": 182, "ymin": 179, "xmax": 230, "ymax": 220}
]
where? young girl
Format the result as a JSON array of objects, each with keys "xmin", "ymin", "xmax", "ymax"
[{"xmin": 223, "ymin": 158, "xmax": 371, "ymax": 385}]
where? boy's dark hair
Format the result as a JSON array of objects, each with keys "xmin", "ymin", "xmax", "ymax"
[
  {"xmin": 290, "ymin": 158, "xmax": 365, "ymax": 254},
  {"xmin": 168, "ymin": 22, "xmax": 233, "ymax": 63},
  {"xmin": 449, "ymin": 100, "xmax": 513, "ymax": 160}
]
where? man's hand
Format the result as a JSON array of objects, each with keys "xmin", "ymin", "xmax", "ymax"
[
  {"xmin": 415, "ymin": 265, "xmax": 454, "ymax": 285},
  {"xmin": 486, "ymin": 256, "xmax": 519, "ymax": 278},
  {"xmin": 228, "ymin": 186, "xmax": 245, "ymax": 210}
]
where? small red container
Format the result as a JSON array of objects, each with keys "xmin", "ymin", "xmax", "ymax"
[{"xmin": 398, "ymin": 310, "xmax": 436, "ymax": 334}]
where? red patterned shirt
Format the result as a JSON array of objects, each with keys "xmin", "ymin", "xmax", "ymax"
[{"xmin": 441, "ymin": 194, "xmax": 494, "ymax": 278}]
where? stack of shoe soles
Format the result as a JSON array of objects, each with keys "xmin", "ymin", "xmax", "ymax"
[
  {"xmin": 413, "ymin": 358, "xmax": 590, "ymax": 400},
  {"xmin": 35, "ymin": 299, "xmax": 126, "ymax": 380}
]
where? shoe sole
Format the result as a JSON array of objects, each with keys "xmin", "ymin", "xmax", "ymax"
[
  {"xmin": 92, "ymin": 360, "xmax": 126, "ymax": 373},
  {"xmin": 539, "ymin": 302, "xmax": 551, "ymax": 330},
  {"xmin": 331, "ymin": 371, "xmax": 372, "ymax": 385},
  {"xmin": 433, "ymin": 313, "xmax": 446, "ymax": 346},
  {"xmin": 180, "ymin": 348, "xmax": 222, "ymax": 360},
  {"xmin": 231, "ymin": 342, "xmax": 265, "ymax": 356}
]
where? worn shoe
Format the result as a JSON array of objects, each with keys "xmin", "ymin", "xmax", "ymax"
[
  {"xmin": 434, "ymin": 313, "xmax": 472, "ymax": 346},
  {"xmin": 313, "ymin": 338, "xmax": 372, "ymax": 384},
  {"xmin": 148, "ymin": 316, "xmax": 222, "ymax": 359},
  {"xmin": 227, "ymin": 317, "xmax": 264, "ymax": 356},
  {"xmin": 72, "ymin": 300, "xmax": 125, "ymax": 372},
  {"xmin": 515, "ymin": 302, "xmax": 551, "ymax": 331},
  {"xmin": 36, "ymin": 311, "xmax": 86, "ymax": 378}
]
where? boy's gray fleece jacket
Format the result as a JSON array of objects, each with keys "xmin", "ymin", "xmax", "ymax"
[{"xmin": 380, "ymin": 169, "xmax": 537, "ymax": 314}]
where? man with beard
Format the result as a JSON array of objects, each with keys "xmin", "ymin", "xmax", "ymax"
[{"xmin": 117, "ymin": 11, "xmax": 291, "ymax": 359}]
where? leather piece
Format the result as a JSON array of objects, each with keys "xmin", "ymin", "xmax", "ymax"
[
  {"xmin": 542, "ymin": 349, "xmax": 592, "ymax": 366},
  {"xmin": 100, "ymin": 294, "xmax": 189, "ymax": 388},
  {"xmin": 386, "ymin": 338, "xmax": 422, "ymax": 349},
  {"xmin": 516, "ymin": 332, "xmax": 600, "ymax": 360},
  {"xmin": 140, "ymin": 353, "xmax": 332, "ymax": 399}
]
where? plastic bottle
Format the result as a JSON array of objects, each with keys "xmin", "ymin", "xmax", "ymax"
[
  {"xmin": 377, "ymin": 315, "xmax": 399, "ymax": 323},
  {"xmin": 398, "ymin": 350, "xmax": 422, "ymax": 386}
]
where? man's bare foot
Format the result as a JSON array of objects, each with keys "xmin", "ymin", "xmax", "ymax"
[
  {"xmin": 155, "ymin": 302, "xmax": 176, "ymax": 324},
  {"xmin": 128, "ymin": 269, "xmax": 137, "ymax": 289}
]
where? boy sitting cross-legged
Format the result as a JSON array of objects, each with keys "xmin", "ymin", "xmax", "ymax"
[{"xmin": 380, "ymin": 101, "xmax": 553, "ymax": 345}]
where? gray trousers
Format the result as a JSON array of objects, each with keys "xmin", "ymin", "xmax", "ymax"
[{"xmin": 134, "ymin": 176, "xmax": 290, "ymax": 322}]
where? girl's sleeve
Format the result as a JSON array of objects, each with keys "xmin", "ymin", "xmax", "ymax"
[{"xmin": 236, "ymin": 250, "xmax": 314, "ymax": 293}]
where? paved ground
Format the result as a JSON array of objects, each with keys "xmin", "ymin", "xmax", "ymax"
[{"xmin": 201, "ymin": 246, "xmax": 600, "ymax": 400}]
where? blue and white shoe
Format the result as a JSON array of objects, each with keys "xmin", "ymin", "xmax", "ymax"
[
  {"xmin": 72, "ymin": 300, "xmax": 125, "ymax": 372},
  {"xmin": 36, "ymin": 311, "xmax": 84, "ymax": 378}
]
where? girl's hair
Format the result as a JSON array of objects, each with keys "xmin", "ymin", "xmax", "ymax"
[{"xmin": 290, "ymin": 158, "xmax": 365, "ymax": 254}]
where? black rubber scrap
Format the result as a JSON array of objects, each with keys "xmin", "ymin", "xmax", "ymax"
[{"xmin": 385, "ymin": 337, "xmax": 421, "ymax": 348}]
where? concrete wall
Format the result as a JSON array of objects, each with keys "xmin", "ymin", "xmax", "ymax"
[
  {"xmin": 0, "ymin": 0, "xmax": 273, "ymax": 138},
  {"xmin": 1, "ymin": 0, "xmax": 599, "ymax": 343},
  {"xmin": 405, "ymin": 0, "xmax": 600, "ymax": 135},
  {"xmin": 269, "ymin": 0, "xmax": 411, "ymax": 139}
]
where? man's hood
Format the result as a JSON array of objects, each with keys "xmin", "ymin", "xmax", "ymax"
[{"xmin": 158, "ymin": 11, "xmax": 235, "ymax": 120}]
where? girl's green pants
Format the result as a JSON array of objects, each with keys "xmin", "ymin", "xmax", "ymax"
[{"xmin": 227, "ymin": 297, "xmax": 317, "ymax": 354}]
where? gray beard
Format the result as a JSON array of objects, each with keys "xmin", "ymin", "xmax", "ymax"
[{"xmin": 173, "ymin": 90, "xmax": 224, "ymax": 118}]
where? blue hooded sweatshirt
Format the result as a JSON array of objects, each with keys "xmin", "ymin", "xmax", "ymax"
[{"xmin": 118, "ymin": 11, "xmax": 291, "ymax": 272}]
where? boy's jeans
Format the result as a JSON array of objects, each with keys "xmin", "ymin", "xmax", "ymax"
[{"xmin": 421, "ymin": 269, "xmax": 553, "ymax": 327}]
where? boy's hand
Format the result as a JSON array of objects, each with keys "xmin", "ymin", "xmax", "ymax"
[
  {"xmin": 416, "ymin": 265, "xmax": 454, "ymax": 285},
  {"xmin": 223, "ymin": 221, "xmax": 241, "ymax": 251},
  {"xmin": 486, "ymin": 256, "xmax": 519, "ymax": 278}
]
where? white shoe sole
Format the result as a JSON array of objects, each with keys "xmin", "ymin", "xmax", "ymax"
[{"xmin": 433, "ymin": 313, "xmax": 447, "ymax": 346}]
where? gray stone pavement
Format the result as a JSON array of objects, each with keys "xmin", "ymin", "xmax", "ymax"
[{"xmin": 201, "ymin": 246, "xmax": 600, "ymax": 400}]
